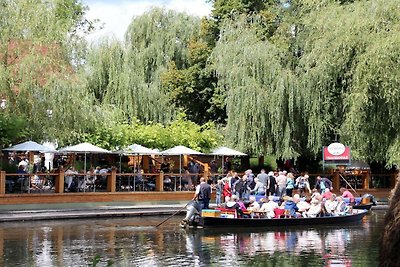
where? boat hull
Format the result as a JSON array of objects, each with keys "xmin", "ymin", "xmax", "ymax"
[
  {"xmin": 201, "ymin": 210, "xmax": 368, "ymax": 228},
  {"xmin": 353, "ymin": 203, "xmax": 374, "ymax": 210}
]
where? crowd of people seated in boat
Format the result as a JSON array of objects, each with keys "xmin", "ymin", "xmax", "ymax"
[
  {"xmin": 214, "ymin": 169, "xmax": 355, "ymax": 218},
  {"xmin": 217, "ymin": 193, "xmax": 352, "ymax": 219}
]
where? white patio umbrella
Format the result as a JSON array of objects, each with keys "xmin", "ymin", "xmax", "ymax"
[
  {"xmin": 210, "ymin": 146, "xmax": 247, "ymax": 172},
  {"xmin": 3, "ymin": 141, "xmax": 56, "ymax": 152},
  {"xmin": 3, "ymin": 141, "xmax": 57, "ymax": 193},
  {"xmin": 161, "ymin": 145, "xmax": 203, "ymax": 190},
  {"xmin": 211, "ymin": 146, "xmax": 247, "ymax": 156},
  {"xmin": 125, "ymin": 144, "xmax": 160, "ymax": 155},
  {"xmin": 58, "ymin": 142, "xmax": 111, "ymax": 173}
]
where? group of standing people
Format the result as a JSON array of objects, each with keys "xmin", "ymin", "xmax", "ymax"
[{"xmin": 214, "ymin": 169, "xmax": 337, "ymax": 206}]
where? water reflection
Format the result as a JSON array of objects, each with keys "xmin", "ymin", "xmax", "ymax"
[{"xmin": 0, "ymin": 211, "xmax": 383, "ymax": 266}]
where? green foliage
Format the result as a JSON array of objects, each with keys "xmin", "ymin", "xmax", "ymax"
[
  {"xmin": 161, "ymin": 39, "xmax": 225, "ymax": 124},
  {"xmin": 209, "ymin": 0, "xmax": 400, "ymax": 167},
  {"xmin": 0, "ymin": 0, "xmax": 104, "ymax": 147},
  {"xmin": 85, "ymin": 8, "xmax": 201, "ymax": 124},
  {"xmin": 82, "ymin": 113, "xmax": 222, "ymax": 152},
  {"xmin": 0, "ymin": 112, "xmax": 27, "ymax": 148},
  {"xmin": 295, "ymin": 0, "xmax": 400, "ymax": 163}
]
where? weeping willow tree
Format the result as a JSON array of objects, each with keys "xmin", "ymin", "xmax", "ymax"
[
  {"xmin": 210, "ymin": 0, "xmax": 400, "ymax": 165},
  {"xmin": 212, "ymin": 15, "xmax": 302, "ymax": 158},
  {"xmin": 86, "ymin": 8, "xmax": 201, "ymax": 124},
  {"xmin": 0, "ymin": 0, "xmax": 106, "ymax": 146},
  {"xmin": 296, "ymin": 0, "xmax": 400, "ymax": 163}
]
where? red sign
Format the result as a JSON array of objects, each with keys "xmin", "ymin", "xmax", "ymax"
[{"xmin": 323, "ymin": 143, "xmax": 351, "ymax": 161}]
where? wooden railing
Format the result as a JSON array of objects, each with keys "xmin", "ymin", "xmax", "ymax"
[
  {"xmin": 0, "ymin": 167, "xmax": 217, "ymax": 195},
  {"xmin": 0, "ymin": 169, "xmax": 397, "ymax": 195}
]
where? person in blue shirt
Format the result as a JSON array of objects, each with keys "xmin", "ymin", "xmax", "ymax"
[{"xmin": 284, "ymin": 197, "xmax": 299, "ymax": 218}]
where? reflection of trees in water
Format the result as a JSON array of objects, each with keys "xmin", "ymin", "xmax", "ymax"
[{"xmin": 0, "ymin": 214, "xmax": 384, "ymax": 266}]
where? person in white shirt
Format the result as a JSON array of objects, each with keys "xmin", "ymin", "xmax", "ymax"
[
  {"xmin": 324, "ymin": 194, "xmax": 337, "ymax": 216},
  {"xmin": 304, "ymin": 197, "xmax": 322, "ymax": 218},
  {"xmin": 276, "ymin": 171, "xmax": 287, "ymax": 197},
  {"xmin": 64, "ymin": 167, "xmax": 78, "ymax": 192},
  {"xmin": 247, "ymin": 195, "xmax": 260, "ymax": 212},
  {"xmin": 258, "ymin": 196, "xmax": 279, "ymax": 218}
]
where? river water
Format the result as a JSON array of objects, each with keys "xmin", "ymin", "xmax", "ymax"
[{"xmin": 0, "ymin": 210, "xmax": 384, "ymax": 266}]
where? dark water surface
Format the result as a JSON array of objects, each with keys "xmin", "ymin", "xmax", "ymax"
[{"xmin": 0, "ymin": 210, "xmax": 384, "ymax": 266}]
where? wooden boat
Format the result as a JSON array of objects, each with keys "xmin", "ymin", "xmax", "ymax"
[{"xmin": 198, "ymin": 209, "xmax": 368, "ymax": 228}]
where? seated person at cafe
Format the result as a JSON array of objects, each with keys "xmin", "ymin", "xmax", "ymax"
[{"xmin": 64, "ymin": 166, "xmax": 78, "ymax": 192}]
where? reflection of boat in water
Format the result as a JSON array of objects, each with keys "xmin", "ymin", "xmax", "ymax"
[
  {"xmin": 200, "ymin": 209, "xmax": 368, "ymax": 227},
  {"xmin": 183, "ymin": 223, "xmax": 360, "ymax": 265}
]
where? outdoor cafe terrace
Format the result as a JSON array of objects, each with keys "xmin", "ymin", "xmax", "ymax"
[{"xmin": 0, "ymin": 142, "xmax": 396, "ymax": 205}]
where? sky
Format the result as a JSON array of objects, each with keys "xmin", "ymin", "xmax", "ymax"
[{"xmin": 84, "ymin": 0, "xmax": 212, "ymax": 43}]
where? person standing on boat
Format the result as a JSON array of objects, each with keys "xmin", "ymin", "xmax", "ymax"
[
  {"xmin": 257, "ymin": 169, "xmax": 268, "ymax": 187},
  {"xmin": 193, "ymin": 177, "xmax": 211, "ymax": 210},
  {"xmin": 266, "ymin": 171, "xmax": 277, "ymax": 196},
  {"xmin": 276, "ymin": 171, "xmax": 287, "ymax": 197},
  {"xmin": 314, "ymin": 176, "xmax": 333, "ymax": 194},
  {"xmin": 234, "ymin": 175, "xmax": 250, "ymax": 200},
  {"xmin": 222, "ymin": 177, "xmax": 232, "ymax": 199},
  {"xmin": 215, "ymin": 179, "xmax": 223, "ymax": 207},
  {"xmin": 285, "ymin": 173, "xmax": 295, "ymax": 197},
  {"xmin": 296, "ymin": 174, "xmax": 311, "ymax": 197},
  {"xmin": 250, "ymin": 178, "xmax": 265, "ymax": 196}
]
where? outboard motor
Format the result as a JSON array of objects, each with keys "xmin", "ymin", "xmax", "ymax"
[
  {"xmin": 361, "ymin": 193, "xmax": 376, "ymax": 205},
  {"xmin": 180, "ymin": 200, "xmax": 202, "ymax": 228}
]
